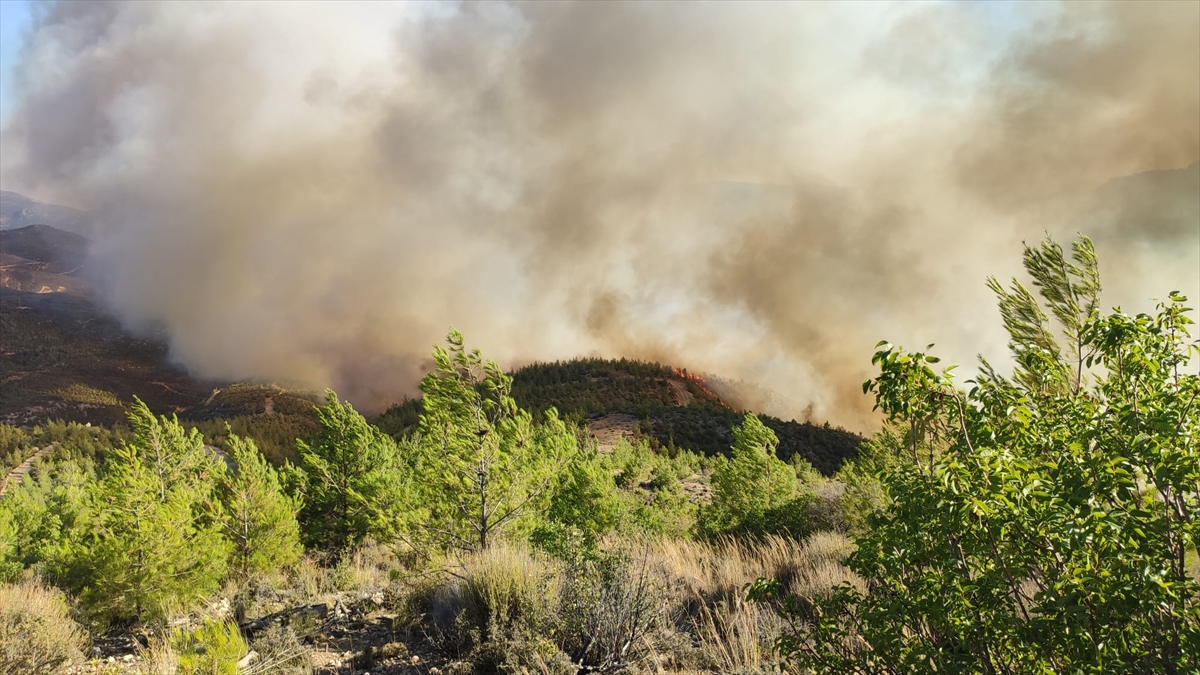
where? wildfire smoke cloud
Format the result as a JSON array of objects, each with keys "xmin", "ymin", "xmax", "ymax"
[{"xmin": 2, "ymin": 1, "xmax": 1196, "ymax": 427}]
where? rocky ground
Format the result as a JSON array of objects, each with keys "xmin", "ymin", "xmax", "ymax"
[{"xmin": 58, "ymin": 591, "xmax": 456, "ymax": 675}]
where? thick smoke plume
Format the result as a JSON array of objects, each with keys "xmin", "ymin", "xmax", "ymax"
[{"xmin": 2, "ymin": 1, "xmax": 1197, "ymax": 428}]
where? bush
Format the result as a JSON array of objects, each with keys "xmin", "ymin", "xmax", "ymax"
[
  {"xmin": 455, "ymin": 545, "xmax": 558, "ymax": 644},
  {"xmin": 246, "ymin": 624, "xmax": 310, "ymax": 675},
  {"xmin": 759, "ymin": 236, "xmax": 1200, "ymax": 673},
  {"xmin": 0, "ymin": 578, "xmax": 86, "ymax": 674},
  {"xmin": 172, "ymin": 619, "xmax": 248, "ymax": 675},
  {"xmin": 558, "ymin": 547, "xmax": 667, "ymax": 674}
]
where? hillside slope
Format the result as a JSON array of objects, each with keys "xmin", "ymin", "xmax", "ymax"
[
  {"xmin": 0, "ymin": 224, "xmax": 214, "ymax": 425},
  {"xmin": 376, "ymin": 358, "xmax": 863, "ymax": 475}
]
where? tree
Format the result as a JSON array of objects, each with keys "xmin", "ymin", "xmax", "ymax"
[
  {"xmin": 289, "ymin": 391, "xmax": 411, "ymax": 557},
  {"xmin": 534, "ymin": 448, "xmax": 626, "ymax": 554},
  {"xmin": 75, "ymin": 400, "xmax": 229, "ymax": 623},
  {"xmin": 218, "ymin": 433, "xmax": 303, "ymax": 578},
  {"xmin": 754, "ymin": 235, "xmax": 1200, "ymax": 673},
  {"xmin": 699, "ymin": 413, "xmax": 800, "ymax": 537},
  {"xmin": 417, "ymin": 329, "xmax": 575, "ymax": 552}
]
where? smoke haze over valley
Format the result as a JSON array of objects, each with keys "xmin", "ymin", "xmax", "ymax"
[{"xmin": 1, "ymin": 1, "xmax": 1197, "ymax": 428}]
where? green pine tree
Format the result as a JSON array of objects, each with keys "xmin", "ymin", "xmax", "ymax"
[
  {"xmin": 700, "ymin": 413, "xmax": 797, "ymax": 537},
  {"xmin": 218, "ymin": 433, "xmax": 303, "ymax": 578},
  {"xmin": 289, "ymin": 391, "xmax": 412, "ymax": 557},
  {"xmin": 77, "ymin": 399, "xmax": 229, "ymax": 624},
  {"xmin": 417, "ymin": 329, "xmax": 576, "ymax": 552}
]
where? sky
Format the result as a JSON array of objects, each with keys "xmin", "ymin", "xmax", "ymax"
[
  {"xmin": 0, "ymin": 1, "xmax": 1196, "ymax": 429},
  {"xmin": 0, "ymin": 0, "xmax": 32, "ymax": 126}
]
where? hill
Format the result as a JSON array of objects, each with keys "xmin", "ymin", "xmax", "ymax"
[
  {"xmin": 0, "ymin": 190, "xmax": 91, "ymax": 233},
  {"xmin": 0, "ymin": 224, "xmax": 212, "ymax": 426},
  {"xmin": 1, "ymin": 224, "xmax": 860, "ymax": 471},
  {"xmin": 375, "ymin": 358, "xmax": 863, "ymax": 476}
]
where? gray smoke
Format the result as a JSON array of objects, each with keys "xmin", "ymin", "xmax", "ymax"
[{"xmin": 2, "ymin": 1, "xmax": 1196, "ymax": 428}]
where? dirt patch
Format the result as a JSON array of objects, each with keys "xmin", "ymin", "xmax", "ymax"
[
  {"xmin": 668, "ymin": 380, "xmax": 692, "ymax": 406},
  {"xmin": 585, "ymin": 413, "xmax": 640, "ymax": 453}
]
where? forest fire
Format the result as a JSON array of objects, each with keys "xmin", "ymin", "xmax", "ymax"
[{"xmin": 673, "ymin": 368, "xmax": 733, "ymax": 410}]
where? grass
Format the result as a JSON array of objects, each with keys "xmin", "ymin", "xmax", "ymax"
[
  {"xmin": 385, "ymin": 534, "xmax": 859, "ymax": 674},
  {"xmin": 52, "ymin": 383, "xmax": 120, "ymax": 407},
  {"xmin": 0, "ymin": 577, "xmax": 87, "ymax": 674}
]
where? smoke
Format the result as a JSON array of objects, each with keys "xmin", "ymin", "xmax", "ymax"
[{"xmin": 2, "ymin": 1, "xmax": 1196, "ymax": 428}]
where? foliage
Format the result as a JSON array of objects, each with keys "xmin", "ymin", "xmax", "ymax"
[
  {"xmin": 557, "ymin": 547, "xmax": 667, "ymax": 674},
  {"xmin": 245, "ymin": 624, "xmax": 311, "ymax": 675},
  {"xmin": 172, "ymin": 619, "xmax": 248, "ymax": 675},
  {"xmin": 604, "ymin": 436, "xmax": 697, "ymax": 537},
  {"xmin": 218, "ymin": 433, "xmax": 303, "ymax": 578},
  {"xmin": 0, "ymin": 424, "xmax": 33, "ymax": 473},
  {"xmin": 417, "ymin": 329, "xmax": 575, "ymax": 552},
  {"xmin": 52, "ymin": 383, "xmax": 120, "ymax": 407},
  {"xmin": 700, "ymin": 414, "xmax": 803, "ymax": 538},
  {"xmin": 757, "ymin": 235, "xmax": 1200, "ymax": 673},
  {"xmin": 533, "ymin": 448, "xmax": 625, "ymax": 554},
  {"xmin": 73, "ymin": 399, "xmax": 229, "ymax": 624},
  {"xmin": 0, "ymin": 577, "xmax": 86, "ymax": 674},
  {"xmin": 377, "ymin": 358, "xmax": 865, "ymax": 476},
  {"xmin": 0, "ymin": 455, "xmax": 93, "ymax": 581},
  {"xmin": 189, "ymin": 413, "xmax": 318, "ymax": 466},
  {"xmin": 287, "ymin": 391, "xmax": 412, "ymax": 557},
  {"xmin": 832, "ymin": 428, "xmax": 906, "ymax": 536}
]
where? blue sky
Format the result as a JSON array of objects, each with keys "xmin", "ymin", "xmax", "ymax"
[{"xmin": 0, "ymin": 0, "xmax": 33, "ymax": 125}]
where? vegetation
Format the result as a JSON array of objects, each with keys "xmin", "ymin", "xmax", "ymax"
[
  {"xmin": 218, "ymin": 434, "xmax": 303, "ymax": 578},
  {"xmin": 0, "ymin": 233, "xmax": 1191, "ymax": 673},
  {"xmin": 700, "ymin": 413, "xmax": 808, "ymax": 539},
  {"xmin": 0, "ymin": 578, "xmax": 85, "ymax": 674},
  {"xmin": 287, "ymin": 391, "xmax": 410, "ymax": 557},
  {"xmin": 73, "ymin": 400, "xmax": 230, "ymax": 624},
  {"xmin": 416, "ymin": 330, "xmax": 577, "ymax": 552},
  {"xmin": 171, "ymin": 619, "xmax": 248, "ymax": 675},
  {"xmin": 378, "ymin": 357, "xmax": 865, "ymax": 476},
  {"xmin": 752, "ymin": 235, "xmax": 1200, "ymax": 673}
]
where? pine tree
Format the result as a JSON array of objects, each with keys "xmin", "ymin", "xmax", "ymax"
[
  {"xmin": 700, "ymin": 413, "xmax": 796, "ymax": 536},
  {"xmin": 417, "ymin": 329, "xmax": 576, "ymax": 552},
  {"xmin": 78, "ymin": 399, "xmax": 229, "ymax": 623},
  {"xmin": 218, "ymin": 433, "xmax": 302, "ymax": 578},
  {"xmin": 290, "ymin": 391, "xmax": 411, "ymax": 557}
]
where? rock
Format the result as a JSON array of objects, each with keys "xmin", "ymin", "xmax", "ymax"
[{"xmin": 236, "ymin": 650, "xmax": 258, "ymax": 669}]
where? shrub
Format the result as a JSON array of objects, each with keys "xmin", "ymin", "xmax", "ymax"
[
  {"xmin": 455, "ymin": 544, "xmax": 558, "ymax": 643},
  {"xmin": 0, "ymin": 578, "xmax": 86, "ymax": 674},
  {"xmin": 52, "ymin": 384, "xmax": 120, "ymax": 407},
  {"xmin": 558, "ymin": 548, "xmax": 667, "ymax": 674},
  {"xmin": 245, "ymin": 624, "xmax": 310, "ymax": 675},
  {"xmin": 759, "ymin": 236, "xmax": 1200, "ymax": 673},
  {"xmin": 172, "ymin": 619, "xmax": 248, "ymax": 675}
]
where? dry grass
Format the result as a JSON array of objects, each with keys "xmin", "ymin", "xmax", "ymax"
[
  {"xmin": 644, "ymin": 533, "xmax": 860, "ymax": 674},
  {"xmin": 136, "ymin": 635, "xmax": 178, "ymax": 675},
  {"xmin": 433, "ymin": 544, "xmax": 560, "ymax": 642},
  {"xmin": 0, "ymin": 577, "xmax": 86, "ymax": 674},
  {"xmin": 393, "ymin": 534, "xmax": 859, "ymax": 674}
]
